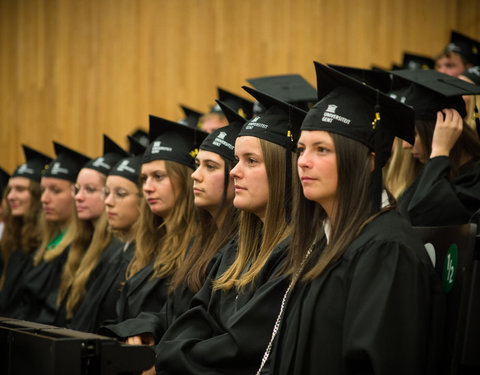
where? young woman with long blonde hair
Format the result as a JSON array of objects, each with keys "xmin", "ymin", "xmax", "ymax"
[{"xmin": 12, "ymin": 142, "xmax": 90, "ymax": 323}]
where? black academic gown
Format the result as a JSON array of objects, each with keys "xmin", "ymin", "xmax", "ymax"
[
  {"xmin": 11, "ymin": 246, "xmax": 71, "ymax": 324},
  {"xmin": 69, "ymin": 240, "xmax": 135, "ymax": 333},
  {"xmin": 114, "ymin": 261, "xmax": 170, "ymax": 324},
  {"xmin": 54, "ymin": 237, "xmax": 123, "ymax": 328},
  {"xmin": 0, "ymin": 249, "xmax": 34, "ymax": 316},
  {"xmin": 266, "ymin": 210, "xmax": 439, "ymax": 375},
  {"xmin": 154, "ymin": 237, "xmax": 290, "ymax": 375},
  {"xmin": 398, "ymin": 156, "xmax": 480, "ymax": 226},
  {"xmin": 101, "ymin": 238, "xmax": 236, "ymax": 341}
]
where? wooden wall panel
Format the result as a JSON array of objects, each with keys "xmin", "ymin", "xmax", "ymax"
[{"xmin": 1, "ymin": 0, "xmax": 479, "ymax": 171}]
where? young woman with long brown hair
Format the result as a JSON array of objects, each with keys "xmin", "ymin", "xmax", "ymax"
[
  {"xmin": 103, "ymin": 101, "xmax": 244, "ymax": 344},
  {"xmin": 263, "ymin": 63, "xmax": 439, "ymax": 375},
  {"xmin": 0, "ymin": 145, "xmax": 51, "ymax": 316},
  {"xmin": 152, "ymin": 87, "xmax": 307, "ymax": 375},
  {"xmin": 389, "ymin": 69, "xmax": 480, "ymax": 226},
  {"xmin": 113, "ymin": 116, "xmax": 207, "ymax": 323}
]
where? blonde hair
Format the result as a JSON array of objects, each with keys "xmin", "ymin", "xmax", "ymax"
[
  {"xmin": 126, "ymin": 161, "xmax": 197, "ymax": 281},
  {"xmin": 63, "ymin": 213, "xmax": 113, "ymax": 317},
  {"xmin": 214, "ymin": 139, "xmax": 297, "ymax": 292},
  {"xmin": 383, "ymin": 138, "xmax": 417, "ymax": 198},
  {"xmin": 33, "ymin": 207, "xmax": 77, "ymax": 266},
  {"xmin": 57, "ymin": 171, "xmax": 107, "ymax": 307}
]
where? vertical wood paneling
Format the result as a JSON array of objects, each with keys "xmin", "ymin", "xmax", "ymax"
[{"xmin": 1, "ymin": 0, "xmax": 479, "ymax": 171}]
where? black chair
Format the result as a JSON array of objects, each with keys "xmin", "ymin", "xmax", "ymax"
[
  {"xmin": 412, "ymin": 223, "xmax": 479, "ymax": 375},
  {"xmin": 0, "ymin": 317, "xmax": 155, "ymax": 375}
]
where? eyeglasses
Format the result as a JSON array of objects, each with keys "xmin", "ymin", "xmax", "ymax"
[
  {"xmin": 103, "ymin": 187, "xmax": 139, "ymax": 201},
  {"xmin": 71, "ymin": 184, "xmax": 104, "ymax": 197}
]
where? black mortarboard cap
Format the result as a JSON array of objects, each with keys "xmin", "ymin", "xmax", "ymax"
[
  {"xmin": 44, "ymin": 142, "xmax": 91, "ymax": 182},
  {"xmin": 389, "ymin": 69, "xmax": 480, "ymax": 120},
  {"xmin": 12, "ymin": 145, "xmax": 52, "ymax": 182},
  {"xmin": 241, "ymin": 86, "xmax": 308, "ymax": 223},
  {"xmin": 328, "ymin": 64, "xmax": 394, "ymax": 93},
  {"xmin": 129, "ymin": 128, "xmax": 150, "ymax": 148},
  {"xmin": 178, "ymin": 105, "xmax": 204, "ymax": 129},
  {"xmin": 199, "ymin": 101, "xmax": 246, "ymax": 162},
  {"xmin": 462, "ymin": 66, "xmax": 480, "ymax": 86},
  {"xmin": 400, "ymin": 52, "xmax": 435, "ymax": 70},
  {"xmin": 109, "ymin": 155, "xmax": 142, "ymax": 185},
  {"xmin": 0, "ymin": 167, "xmax": 10, "ymax": 197},
  {"xmin": 143, "ymin": 115, "xmax": 208, "ymax": 169},
  {"xmin": 446, "ymin": 31, "xmax": 480, "ymax": 66},
  {"xmin": 84, "ymin": 135, "xmax": 129, "ymax": 176},
  {"xmin": 305, "ymin": 62, "xmax": 414, "ymax": 150},
  {"xmin": 306, "ymin": 62, "xmax": 416, "ymax": 213},
  {"xmin": 210, "ymin": 87, "xmax": 254, "ymax": 119},
  {"xmin": 246, "ymin": 74, "xmax": 317, "ymax": 112},
  {"xmin": 127, "ymin": 135, "xmax": 147, "ymax": 156},
  {"xmin": 240, "ymin": 86, "xmax": 308, "ymax": 148}
]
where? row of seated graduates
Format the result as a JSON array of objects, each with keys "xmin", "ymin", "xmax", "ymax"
[{"xmin": 1, "ymin": 34, "xmax": 480, "ymax": 373}]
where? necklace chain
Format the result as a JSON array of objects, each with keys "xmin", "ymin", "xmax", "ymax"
[{"xmin": 255, "ymin": 242, "xmax": 315, "ymax": 374}]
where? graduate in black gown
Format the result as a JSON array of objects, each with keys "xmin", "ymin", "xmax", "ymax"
[
  {"xmin": 262, "ymin": 62, "xmax": 440, "ymax": 375},
  {"xmin": 11, "ymin": 142, "xmax": 90, "ymax": 323},
  {"xmin": 68, "ymin": 140, "xmax": 145, "ymax": 332},
  {"xmin": 114, "ymin": 116, "xmax": 207, "ymax": 323},
  {"xmin": 389, "ymin": 69, "xmax": 480, "ymax": 226},
  {"xmin": 153, "ymin": 87, "xmax": 307, "ymax": 375},
  {"xmin": 55, "ymin": 135, "xmax": 128, "ymax": 327},
  {"xmin": 0, "ymin": 145, "xmax": 51, "ymax": 316},
  {"xmin": 103, "ymin": 101, "xmax": 243, "ymax": 343}
]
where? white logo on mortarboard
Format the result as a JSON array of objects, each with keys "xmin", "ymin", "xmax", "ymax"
[
  {"xmin": 17, "ymin": 164, "xmax": 34, "ymax": 175},
  {"xmin": 322, "ymin": 104, "xmax": 351, "ymax": 125},
  {"xmin": 50, "ymin": 162, "xmax": 69, "ymax": 175},
  {"xmin": 151, "ymin": 141, "xmax": 162, "ymax": 154},
  {"xmin": 116, "ymin": 160, "xmax": 136, "ymax": 173},
  {"xmin": 326, "ymin": 104, "xmax": 338, "ymax": 114},
  {"xmin": 213, "ymin": 131, "xmax": 234, "ymax": 149},
  {"xmin": 218, "ymin": 131, "xmax": 227, "ymax": 140},
  {"xmin": 151, "ymin": 141, "xmax": 172, "ymax": 154},
  {"xmin": 92, "ymin": 157, "xmax": 111, "ymax": 169}
]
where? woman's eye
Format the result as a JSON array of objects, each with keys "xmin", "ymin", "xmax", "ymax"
[
  {"xmin": 140, "ymin": 175, "xmax": 147, "ymax": 184},
  {"xmin": 206, "ymin": 163, "xmax": 216, "ymax": 170},
  {"xmin": 297, "ymin": 147, "xmax": 305, "ymax": 155},
  {"xmin": 117, "ymin": 190, "xmax": 128, "ymax": 198},
  {"xmin": 248, "ymin": 158, "xmax": 257, "ymax": 165},
  {"xmin": 85, "ymin": 186, "xmax": 97, "ymax": 194}
]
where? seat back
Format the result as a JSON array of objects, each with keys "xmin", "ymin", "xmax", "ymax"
[{"xmin": 412, "ymin": 223, "xmax": 479, "ymax": 375}]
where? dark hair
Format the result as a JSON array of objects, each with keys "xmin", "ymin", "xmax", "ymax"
[
  {"xmin": 287, "ymin": 132, "xmax": 391, "ymax": 281},
  {"xmin": 415, "ymin": 118, "xmax": 480, "ymax": 178},
  {"xmin": 168, "ymin": 158, "xmax": 239, "ymax": 294}
]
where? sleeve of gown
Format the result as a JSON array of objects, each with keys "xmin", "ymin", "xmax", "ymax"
[
  {"xmin": 155, "ymin": 259, "xmax": 288, "ymax": 375},
  {"xmin": 342, "ymin": 241, "xmax": 433, "ymax": 375},
  {"xmin": 406, "ymin": 156, "xmax": 475, "ymax": 225}
]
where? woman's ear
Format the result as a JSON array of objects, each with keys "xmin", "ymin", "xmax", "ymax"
[{"xmin": 370, "ymin": 152, "xmax": 375, "ymax": 172}]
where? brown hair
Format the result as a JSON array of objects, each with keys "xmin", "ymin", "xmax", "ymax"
[
  {"xmin": 213, "ymin": 139, "xmax": 297, "ymax": 292},
  {"xmin": 287, "ymin": 133, "xmax": 392, "ymax": 281},
  {"xmin": 0, "ymin": 180, "xmax": 43, "ymax": 289},
  {"xmin": 126, "ymin": 161, "xmax": 197, "ymax": 281},
  {"xmin": 415, "ymin": 118, "xmax": 480, "ymax": 178},
  {"xmin": 169, "ymin": 159, "xmax": 239, "ymax": 294}
]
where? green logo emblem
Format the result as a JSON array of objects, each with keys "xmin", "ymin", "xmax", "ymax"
[{"xmin": 442, "ymin": 244, "xmax": 458, "ymax": 293}]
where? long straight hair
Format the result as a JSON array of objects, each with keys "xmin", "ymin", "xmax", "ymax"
[
  {"xmin": 0, "ymin": 180, "xmax": 42, "ymax": 289},
  {"xmin": 287, "ymin": 133, "xmax": 391, "ymax": 281},
  {"xmin": 214, "ymin": 139, "xmax": 297, "ymax": 292},
  {"xmin": 126, "ymin": 160, "xmax": 197, "ymax": 280},
  {"xmin": 169, "ymin": 159, "xmax": 239, "ymax": 294}
]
